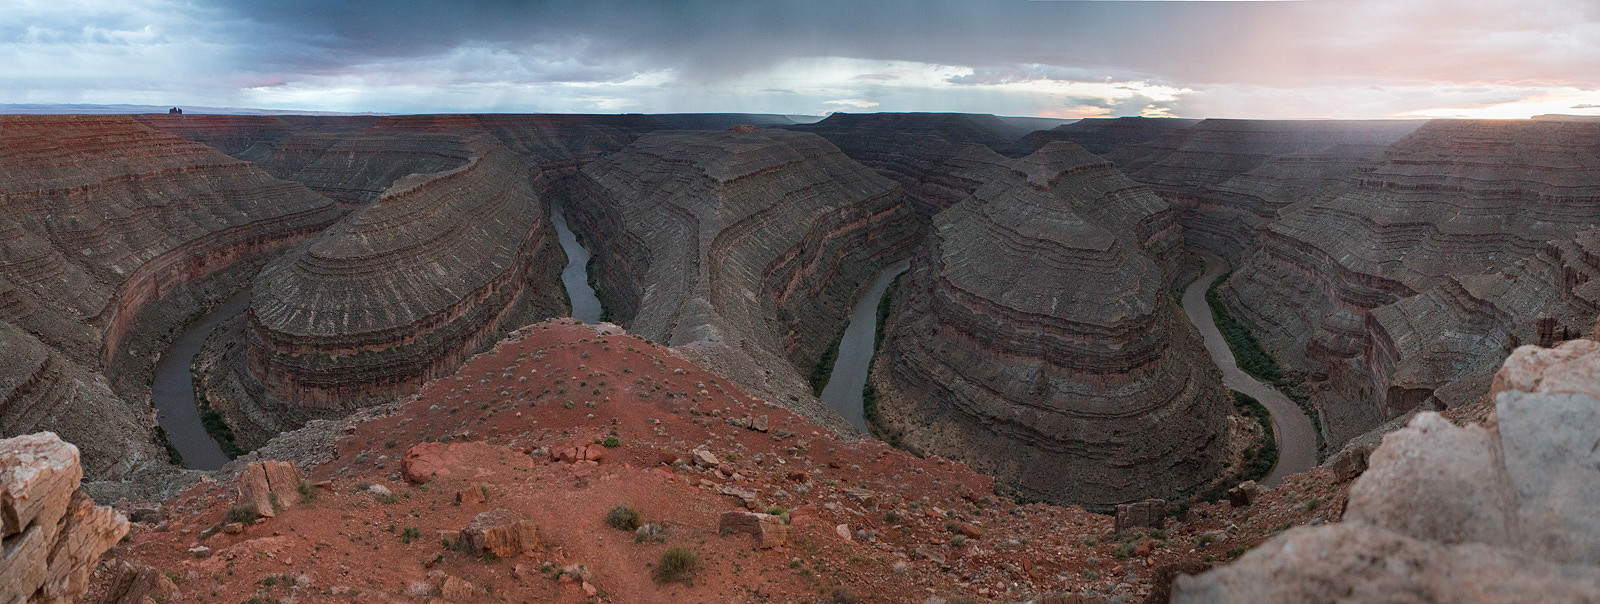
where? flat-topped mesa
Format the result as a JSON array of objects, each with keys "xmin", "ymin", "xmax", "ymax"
[
  {"xmin": 0, "ymin": 115, "xmax": 339, "ymax": 477},
  {"xmin": 872, "ymin": 141, "xmax": 1230, "ymax": 507},
  {"xmin": 790, "ymin": 113, "xmax": 1033, "ymax": 215},
  {"xmin": 135, "ymin": 114, "xmax": 382, "ymax": 158},
  {"xmin": 1220, "ymin": 119, "xmax": 1600, "ymax": 446},
  {"xmin": 227, "ymin": 135, "xmax": 567, "ymax": 441},
  {"xmin": 564, "ymin": 128, "xmax": 918, "ymax": 433},
  {"xmin": 1008, "ymin": 117, "xmax": 1202, "ymax": 157},
  {"xmin": 376, "ymin": 114, "xmax": 667, "ymax": 171},
  {"xmin": 1107, "ymin": 119, "xmax": 1421, "ymax": 261}
]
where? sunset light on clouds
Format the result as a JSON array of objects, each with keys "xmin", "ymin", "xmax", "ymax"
[{"xmin": 3, "ymin": 0, "xmax": 1597, "ymax": 118}]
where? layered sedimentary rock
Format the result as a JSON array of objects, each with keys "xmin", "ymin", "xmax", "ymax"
[
  {"xmin": 135, "ymin": 114, "xmax": 381, "ymax": 158},
  {"xmin": 871, "ymin": 141, "xmax": 1229, "ymax": 506},
  {"xmin": 378, "ymin": 114, "xmax": 666, "ymax": 170},
  {"xmin": 243, "ymin": 129, "xmax": 476, "ymax": 207},
  {"xmin": 0, "ymin": 116, "xmax": 339, "ymax": 476},
  {"xmin": 218, "ymin": 134, "xmax": 568, "ymax": 444},
  {"xmin": 1177, "ymin": 336, "xmax": 1600, "ymax": 602},
  {"xmin": 791, "ymin": 113, "xmax": 1034, "ymax": 214},
  {"xmin": 564, "ymin": 129, "xmax": 918, "ymax": 432},
  {"xmin": 1008, "ymin": 117, "xmax": 1200, "ymax": 157},
  {"xmin": 146, "ymin": 114, "xmax": 665, "ymax": 207},
  {"xmin": 1219, "ymin": 118, "xmax": 1600, "ymax": 446},
  {"xmin": 0, "ymin": 432, "xmax": 130, "ymax": 603},
  {"xmin": 1108, "ymin": 119, "xmax": 1420, "ymax": 261}
]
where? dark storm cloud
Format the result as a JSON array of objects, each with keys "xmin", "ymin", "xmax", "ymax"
[
  {"xmin": 8, "ymin": 0, "xmax": 1600, "ymax": 117},
  {"xmin": 213, "ymin": 0, "xmax": 1252, "ymax": 83},
  {"xmin": 212, "ymin": 0, "xmax": 1600, "ymax": 92}
]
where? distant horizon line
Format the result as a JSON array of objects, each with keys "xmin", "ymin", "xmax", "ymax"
[{"xmin": 3, "ymin": 103, "xmax": 1588, "ymax": 121}]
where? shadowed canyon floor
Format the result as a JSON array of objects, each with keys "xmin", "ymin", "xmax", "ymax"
[
  {"xmin": 152, "ymin": 289, "xmax": 249, "ymax": 470},
  {"xmin": 819, "ymin": 259, "xmax": 909, "ymax": 433},
  {"xmin": 1181, "ymin": 253, "xmax": 1317, "ymax": 485}
]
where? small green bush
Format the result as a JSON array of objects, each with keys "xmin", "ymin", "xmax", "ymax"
[
  {"xmin": 602, "ymin": 435, "xmax": 621, "ymax": 448},
  {"xmin": 652, "ymin": 546, "xmax": 700, "ymax": 584},
  {"xmin": 605, "ymin": 504, "xmax": 640, "ymax": 531},
  {"xmin": 226, "ymin": 504, "xmax": 259, "ymax": 524}
]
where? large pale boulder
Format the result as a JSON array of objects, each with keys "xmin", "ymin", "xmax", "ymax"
[
  {"xmin": 1496, "ymin": 390, "xmax": 1600, "ymax": 564},
  {"xmin": 719, "ymin": 510, "xmax": 788, "ymax": 549},
  {"xmin": 236, "ymin": 460, "xmax": 304, "ymax": 517},
  {"xmin": 461, "ymin": 509, "xmax": 538, "ymax": 558},
  {"xmin": 1177, "ymin": 333, "xmax": 1600, "ymax": 602},
  {"xmin": 0, "ymin": 432, "xmax": 129, "ymax": 604},
  {"xmin": 1345, "ymin": 413, "xmax": 1515, "ymax": 546},
  {"xmin": 1175, "ymin": 522, "xmax": 1600, "ymax": 603},
  {"xmin": 1490, "ymin": 339, "xmax": 1600, "ymax": 402}
]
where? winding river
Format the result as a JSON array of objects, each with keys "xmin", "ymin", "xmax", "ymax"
[
  {"xmin": 551, "ymin": 206, "xmax": 603, "ymax": 324},
  {"xmin": 152, "ymin": 288, "xmax": 248, "ymax": 470},
  {"xmin": 820, "ymin": 259, "xmax": 911, "ymax": 433},
  {"xmin": 1181, "ymin": 252, "xmax": 1317, "ymax": 486}
]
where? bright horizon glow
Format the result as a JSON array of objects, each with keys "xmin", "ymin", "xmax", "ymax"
[{"xmin": 2, "ymin": 0, "xmax": 1597, "ymax": 119}]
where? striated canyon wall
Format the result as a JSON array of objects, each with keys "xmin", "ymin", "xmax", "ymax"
[
  {"xmin": 791, "ymin": 113, "xmax": 1033, "ymax": 215},
  {"xmin": 563, "ymin": 128, "xmax": 920, "ymax": 433},
  {"xmin": 1008, "ymin": 116, "xmax": 1201, "ymax": 157},
  {"xmin": 1108, "ymin": 119, "xmax": 1422, "ymax": 263},
  {"xmin": 871, "ymin": 141, "xmax": 1231, "ymax": 507},
  {"xmin": 210, "ymin": 134, "xmax": 569, "ymax": 446},
  {"xmin": 1219, "ymin": 118, "xmax": 1600, "ymax": 447},
  {"xmin": 0, "ymin": 115, "xmax": 340, "ymax": 477}
]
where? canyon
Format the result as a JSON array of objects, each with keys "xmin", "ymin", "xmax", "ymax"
[
  {"xmin": 561, "ymin": 128, "xmax": 920, "ymax": 434},
  {"xmin": 1, "ymin": 110, "xmax": 1598, "ymax": 602}
]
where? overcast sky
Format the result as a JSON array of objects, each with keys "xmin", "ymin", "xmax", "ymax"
[{"xmin": 4, "ymin": 0, "xmax": 1598, "ymax": 118}]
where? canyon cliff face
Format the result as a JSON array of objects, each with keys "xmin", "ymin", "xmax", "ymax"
[
  {"xmin": 872, "ymin": 141, "xmax": 1230, "ymax": 507},
  {"xmin": 1107, "ymin": 119, "xmax": 1422, "ymax": 263},
  {"xmin": 564, "ymin": 128, "xmax": 919, "ymax": 433},
  {"xmin": 1219, "ymin": 118, "xmax": 1600, "ymax": 447},
  {"xmin": 791, "ymin": 113, "xmax": 1033, "ymax": 215},
  {"xmin": 214, "ymin": 134, "xmax": 569, "ymax": 446},
  {"xmin": 0, "ymin": 115, "xmax": 339, "ymax": 477},
  {"xmin": 135, "ymin": 114, "xmax": 381, "ymax": 158},
  {"xmin": 1009, "ymin": 116, "xmax": 1201, "ymax": 157}
]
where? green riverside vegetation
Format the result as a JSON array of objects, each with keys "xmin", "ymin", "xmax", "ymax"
[
  {"xmin": 862, "ymin": 272, "xmax": 906, "ymax": 446},
  {"xmin": 193, "ymin": 374, "xmax": 246, "ymax": 459},
  {"xmin": 1205, "ymin": 272, "xmax": 1282, "ymax": 383},
  {"xmin": 1232, "ymin": 390, "xmax": 1279, "ymax": 481},
  {"xmin": 1205, "ymin": 270, "xmax": 1327, "ymax": 457},
  {"xmin": 810, "ymin": 330, "xmax": 845, "ymax": 395}
]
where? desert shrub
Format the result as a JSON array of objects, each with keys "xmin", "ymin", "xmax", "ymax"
[
  {"xmin": 605, "ymin": 504, "xmax": 641, "ymax": 531},
  {"xmin": 652, "ymin": 546, "xmax": 700, "ymax": 584},
  {"xmin": 226, "ymin": 504, "xmax": 259, "ymax": 524}
]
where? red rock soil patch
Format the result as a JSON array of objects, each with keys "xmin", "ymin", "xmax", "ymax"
[{"xmin": 93, "ymin": 319, "xmax": 1362, "ymax": 603}]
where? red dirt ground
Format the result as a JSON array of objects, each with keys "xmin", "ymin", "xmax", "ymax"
[{"xmin": 93, "ymin": 319, "xmax": 1362, "ymax": 603}]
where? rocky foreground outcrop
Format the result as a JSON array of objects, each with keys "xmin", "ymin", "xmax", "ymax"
[
  {"xmin": 565, "ymin": 128, "xmax": 918, "ymax": 433},
  {"xmin": 1217, "ymin": 118, "xmax": 1600, "ymax": 446},
  {"xmin": 0, "ymin": 115, "xmax": 340, "ymax": 477},
  {"xmin": 872, "ymin": 141, "xmax": 1231, "ymax": 507},
  {"xmin": 0, "ymin": 432, "xmax": 129, "ymax": 603},
  {"xmin": 213, "ymin": 134, "xmax": 568, "ymax": 446},
  {"xmin": 1176, "ymin": 328, "xmax": 1600, "ymax": 602}
]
